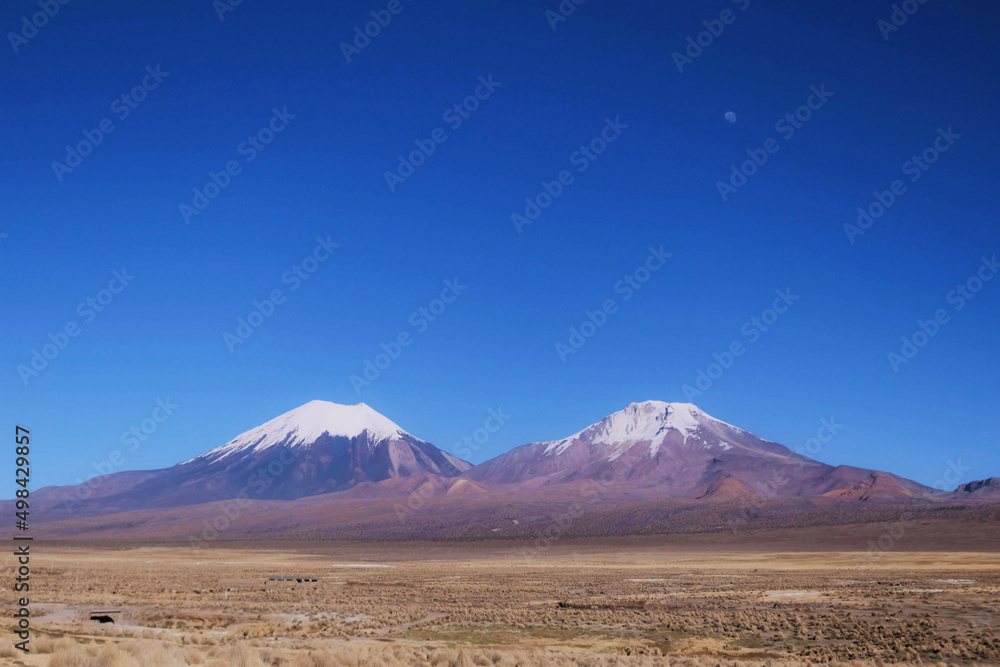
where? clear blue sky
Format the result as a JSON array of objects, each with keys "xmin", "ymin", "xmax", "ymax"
[{"xmin": 2, "ymin": 0, "xmax": 997, "ymax": 490}]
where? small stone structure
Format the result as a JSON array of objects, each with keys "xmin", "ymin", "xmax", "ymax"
[
  {"xmin": 268, "ymin": 575, "xmax": 318, "ymax": 583},
  {"xmin": 89, "ymin": 609, "xmax": 122, "ymax": 624}
]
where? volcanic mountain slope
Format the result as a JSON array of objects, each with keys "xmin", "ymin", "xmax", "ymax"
[
  {"xmin": 33, "ymin": 401, "xmax": 470, "ymax": 518},
  {"xmin": 695, "ymin": 474, "xmax": 761, "ymax": 501},
  {"xmin": 20, "ymin": 399, "xmax": 999, "ymax": 540},
  {"xmin": 467, "ymin": 401, "xmax": 935, "ymax": 500},
  {"xmin": 822, "ymin": 472, "xmax": 917, "ymax": 502},
  {"xmin": 955, "ymin": 477, "xmax": 1000, "ymax": 499}
]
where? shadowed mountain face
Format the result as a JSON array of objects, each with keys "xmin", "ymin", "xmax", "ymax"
[
  {"xmin": 36, "ymin": 401, "xmax": 470, "ymax": 518},
  {"xmin": 466, "ymin": 401, "xmax": 935, "ymax": 500},
  {"xmin": 955, "ymin": 477, "xmax": 1000, "ymax": 499}
]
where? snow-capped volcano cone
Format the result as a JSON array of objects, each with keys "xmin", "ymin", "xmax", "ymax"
[
  {"xmin": 49, "ymin": 401, "xmax": 471, "ymax": 513},
  {"xmin": 467, "ymin": 401, "xmax": 931, "ymax": 499}
]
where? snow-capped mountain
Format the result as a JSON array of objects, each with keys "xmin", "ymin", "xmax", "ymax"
[
  {"xmin": 25, "ymin": 399, "xmax": 964, "ymax": 533},
  {"xmin": 467, "ymin": 401, "xmax": 932, "ymax": 499},
  {"xmin": 540, "ymin": 401, "xmax": 746, "ymax": 458},
  {"xmin": 181, "ymin": 400, "xmax": 470, "ymax": 483},
  {"xmin": 184, "ymin": 400, "xmax": 414, "ymax": 465},
  {"xmin": 42, "ymin": 401, "xmax": 470, "ymax": 516}
]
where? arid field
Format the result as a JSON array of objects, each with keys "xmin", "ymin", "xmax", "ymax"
[{"xmin": 2, "ymin": 523, "xmax": 999, "ymax": 666}]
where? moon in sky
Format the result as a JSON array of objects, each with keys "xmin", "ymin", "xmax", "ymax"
[{"xmin": 724, "ymin": 111, "xmax": 737, "ymax": 124}]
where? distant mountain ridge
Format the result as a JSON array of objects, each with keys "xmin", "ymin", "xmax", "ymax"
[{"xmin": 21, "ymin": 399, "xmax": 998, "ymax": 534}]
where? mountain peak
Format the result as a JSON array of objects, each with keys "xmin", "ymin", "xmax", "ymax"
[
  {"xmin": 626, "ymin": 400, "xmax": 698, "ymax": 411},
  {"xmin": 542, "ymin": 401, "xmax": 729, "ymax": 458},
  {"xmin": 187, "ymin": 400, "xmax": 409, "ymax": 464},
  {"xmin": 287, "ymin": 400, "xmax": 406, "ymax": 437}
]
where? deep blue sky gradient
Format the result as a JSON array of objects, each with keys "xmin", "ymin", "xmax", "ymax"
[{"xmin": 2, "ymin": 0, "xmax": 998, "ymax": 489}]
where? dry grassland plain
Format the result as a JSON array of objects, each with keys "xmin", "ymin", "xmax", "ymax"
[{"xmin": 2, "ymin": 523, "xmax": 999, "ymax": 666}]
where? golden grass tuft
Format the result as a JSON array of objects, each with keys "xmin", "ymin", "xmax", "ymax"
[
  {"xmin": 34, "ymin": 633, "xmax": 55, "ymax": 653},
  {"xmin": 204, "ymin": 642, "xmax": 268, "ymax": 667}
]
